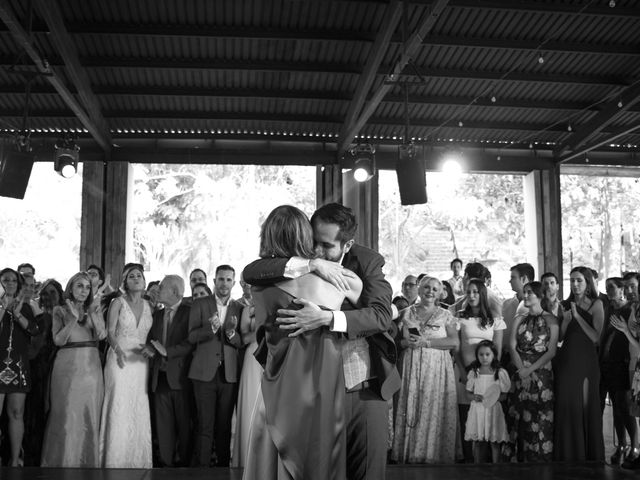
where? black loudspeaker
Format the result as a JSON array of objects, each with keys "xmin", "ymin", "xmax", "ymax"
[
  {"xmin": 0, "ymin": 151, "xmax": 35, "ymax": 199},
  {"xmin": 396, "ymin": 155, "xmax": 427, "ymax": 205}
]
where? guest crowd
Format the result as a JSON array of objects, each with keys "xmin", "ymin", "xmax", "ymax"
[
  {"xmin": 0, "ymin": 255, "xmax": 639, "ymax": 469},
  {"xmin": 391, "ymin": 260, "xmax": 640, "ymax": 468}
]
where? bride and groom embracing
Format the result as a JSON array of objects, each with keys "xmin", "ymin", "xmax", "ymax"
[{"xmin": 242, "ymin": 203, "xmax": 401, "ymax": 480}]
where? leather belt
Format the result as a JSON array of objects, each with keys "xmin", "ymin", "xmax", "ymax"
[
  {"xmin": 59, "ymin": 340, "xmax": 98, "ymax": 349},
  {"xmin": 346, "ymin": 379, "xmax": 377, "ymax": 393}
]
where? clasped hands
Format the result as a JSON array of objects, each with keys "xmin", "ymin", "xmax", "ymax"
[
  {"xmin": 277, "ymin": 299, "xmax": 331, "ymax": 337},
  {"xmin": 276, "ymin": 258, "xmax": 356, "ymax": 337}
]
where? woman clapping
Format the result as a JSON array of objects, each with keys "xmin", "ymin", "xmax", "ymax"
[{"xmin": 41, "ymin": 271, "xmax": 106, "ymax": 467}]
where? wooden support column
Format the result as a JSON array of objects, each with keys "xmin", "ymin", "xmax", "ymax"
[
  {"xmin": 523, "ymin": 165, "xmax": 563, "ymax": 291},
  {"xmin": 342, "ymin": 171, "xmax": 379, "ymax": 250},
  {"xmin": 316, "ymin": 164, "xmax": 343, "ymax": 207},
  {"xmin": 80, "ymin": 160, "xmax": 130, "ymax": 286},
  {"xmin": 80, "ymin": 160, "xmax": 105, "ymax": 270}
]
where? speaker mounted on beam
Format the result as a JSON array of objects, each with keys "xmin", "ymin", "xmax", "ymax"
[
  {"xmin": 0, "ymin": 150, "xmax": 35, "ymax": 199},
  {"xmin": 395, "ymin": 143, "xmax": 427, "ymax": 205}
]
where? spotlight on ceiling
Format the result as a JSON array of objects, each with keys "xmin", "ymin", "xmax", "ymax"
[
  {"xmin": 54, "ymin": 136, "xmax": 80, "ymax": 178},
  {"xmin": 352, "ymin": 144, "xmax": 375, "ymax": 182}
]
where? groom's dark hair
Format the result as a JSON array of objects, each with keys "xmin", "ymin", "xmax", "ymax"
[{"xmin": 311, "ymin": 203, "xmax": 357, "ymax": 245}]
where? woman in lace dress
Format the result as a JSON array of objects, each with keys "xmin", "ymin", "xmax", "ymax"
[
  {"xmin": 391, "ymin": 276, "xmax": 460, "ymax": 463},
  {"xmin": 99, "ymin": 264, "xmax": 153, "ymax": 468}
]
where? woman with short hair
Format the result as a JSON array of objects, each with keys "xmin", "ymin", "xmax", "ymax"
[{"xmin": 391, "ymin": 276, "xmax": 460, "ymax": 463}]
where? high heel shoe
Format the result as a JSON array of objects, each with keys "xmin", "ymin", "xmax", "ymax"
[
  {"xmin": 622, "ymin": 447, "xmax": 640, "ymax": 469},
  {"xmin": 611, "ymin": 445, "xmax": 629, "ymax": 465}
]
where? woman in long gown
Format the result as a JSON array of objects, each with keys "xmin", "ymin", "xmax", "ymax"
[
  {"xmin": 554, "ymin": 266, "xmax": 604, "ymax": 461},
  {"xmin": 24, "ymin": 279, "xmax": 61, "ymax": 465},
  {"xmin": 391, "ymin": 277, "xmax": 460, "ymax": 463},
  {"xmin": 41, "ymin": 272, "xmax": 107, "ymax": 467},
  {"xmin": 0, "ymin": 267, "xmax": 38, "ymax": 466},
  {"xmin": 99, "ymin": 264, "xmax": 153, "ymax": 468},
  {"xmin": 232, "ymin": 303, "xmax": 263, "ymax": 468},
  {"xmin": 504, "ymin": 281, "xmax": 558, "ymax": 462},
  {"xmin": 454, "ymin": 278, "xmax": 506, "ymax": 463},
  {"xmin": 243, "ymin": 205, "xmax": 362, "ymax": 480}
]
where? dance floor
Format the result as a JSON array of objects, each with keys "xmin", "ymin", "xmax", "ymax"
[{"xmin": 0, "ymin": 463, "xmax": 636, "ymax": 480}]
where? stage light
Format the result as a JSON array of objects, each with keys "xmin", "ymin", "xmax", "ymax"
[
  {"xmin": 442, "ymin": 158, "xmax": 463, "ymax": 176},
  {"xmin": 351, "ymin": 144, "xmax": 375, "ymax": 182},
  {"xmin": 54, "ymin": 136, "xmax": 80, "ymax": 178}
]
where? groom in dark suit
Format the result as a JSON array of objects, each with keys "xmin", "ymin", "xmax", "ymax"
[
  {"xmin": 243, "ymin": 203, "xmax": 400, "ymax": 480},
  {"xmin": 188, "ymin": 265, "xmax": 243, "ymax": 467},
  {"xmin": 141, "ymin": 274, "xmax": 194, "ymax": 467}
]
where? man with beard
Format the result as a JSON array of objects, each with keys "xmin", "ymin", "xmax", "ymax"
[{"xmin": 243, "ymin": 203, "xmax": 400, "ymax": 480}]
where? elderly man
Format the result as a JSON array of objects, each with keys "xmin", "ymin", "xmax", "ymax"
[{"xmin": 142, "ymin": 275, "xmax": 194, "ymax": 467}]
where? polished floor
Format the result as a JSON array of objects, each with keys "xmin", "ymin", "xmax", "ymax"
[{"xmin": 0, "ymin": 463, "xmax": 637, "ymax": 480}]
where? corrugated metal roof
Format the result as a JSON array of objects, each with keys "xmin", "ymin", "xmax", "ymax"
[{"xmin": 0, "ymin": 0, "xmax": 638, "ymax": 165}]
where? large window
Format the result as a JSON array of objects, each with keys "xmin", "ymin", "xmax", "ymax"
[
  {"xmin": 561, "ymin": 174, "xmax": 640, "ymax": 282},
  {"xmin": 378, "ymin": 170, "xmax": 526, "ymax": 298},
  {"xmin": 0, "ymin": 162, "xmax": 83, "ymax": 285},
  {"xmin": 130, "ymin": 164, "xmax": 316, "ymax": 295}
]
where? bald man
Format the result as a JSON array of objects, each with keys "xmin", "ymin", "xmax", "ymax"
[{"xmin": 142, "ymin": 275, "xmax": 194, "ymax": 467}]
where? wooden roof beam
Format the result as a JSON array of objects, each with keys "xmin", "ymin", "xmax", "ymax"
[
  {"xmin": 447, "ymin": 0, "xmax": 640, "ymax": 18},
  {"xmin": 423, "ymin": 35, "xmax": 640, "ymax": 57},
  {"xmin": 558, "ymin": 123, "xmax": 640, "ymax": 164},
  {"xmin": 4, "ymin": 84, "xmax": 638, "ymax": 113},
  {"xmin": 0, "ymin": 55, "xmax": 630, "ymax": 86},
  {"xmin": 32, "ymin": 0, "xmax": 111, "ymax": 152},
  {"xmin": 1, "ymin": 108, "xmax": 626, "ymax": 136},
  {"xmin": 0, "ymin": 0, "xmax": 110, "ymax": 151},
  {"xmin": 3, "ymin": 22, "xmax": 638, "ymax": 57},
  {"xmin": 555, "ymin": 81, "xmax": 640, "ymax": 158},
  {"xmin": 338, "ymin": 0, "xmax": 450, "ymax": 156},
  {"xmin": 337, "ymin": 0, "xmax": 403, "ymax": 160}
]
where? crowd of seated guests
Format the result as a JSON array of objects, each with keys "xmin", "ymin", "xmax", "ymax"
[
  {"xmin": 3, "ymin": 256, "xmax": 640, "ymax": 470},
  {"xmin": 390, "ymin": 260, "xmax": 640, "ymax": 469}
]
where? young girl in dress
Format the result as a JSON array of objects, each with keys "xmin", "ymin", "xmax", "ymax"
[{"xmin": 465, "ymin": 340, "xmax": 511, "ymax": 463}]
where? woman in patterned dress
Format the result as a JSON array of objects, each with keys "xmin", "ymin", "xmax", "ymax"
[
  {"xmin": 391, "ymin": 276, "xmax": 460, "ymax": 463},
  {"xmin": 504, "ymin": 281, "xmax": 558, "ymax": 462},
  {"xmin": 0, "ymin": 267, "xmax": 38, "ymax": 466}
]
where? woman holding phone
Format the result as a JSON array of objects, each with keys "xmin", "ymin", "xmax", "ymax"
[{"xmin": 391, "ymin": 276, "xmax": 460, "ymax": 463}]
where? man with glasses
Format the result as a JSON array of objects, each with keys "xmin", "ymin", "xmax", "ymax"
[{"xmin": 392, "ymin": 275, "xmax": 419, "ymax": 310}]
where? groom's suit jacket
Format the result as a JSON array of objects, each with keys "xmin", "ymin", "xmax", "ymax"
[
  {"xmin": 187, "ymin": 295, "xmax": 243, "ymax": 383},
  {"xmin": 147, "ymin": 302, "xmax": 193, "ymax": 392},
  {"xmin": 243, "ymin": 243, "xmax": 401, "ymax": 401}
]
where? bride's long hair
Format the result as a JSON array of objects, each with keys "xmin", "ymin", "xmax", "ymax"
[{"xmin": 259, "ymin": 205, "xmax": 316, "ymax": 259}]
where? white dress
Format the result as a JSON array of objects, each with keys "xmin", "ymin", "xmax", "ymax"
[
  {"xmin": 99, "ymin": 297, "xmax": 153, "ymax": 468},
  {"xmin": 464, "ymin": 369, "xmax": 510, "ymax": 443}
]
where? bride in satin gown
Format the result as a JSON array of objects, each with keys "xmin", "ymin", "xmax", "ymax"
[
  {"xmin": 99, "ymin": 264, "xmax": 153, "ymax": 468},
  {"xmin": 242, "ymin": 205, "xmax": 362, "ymax": 480}
]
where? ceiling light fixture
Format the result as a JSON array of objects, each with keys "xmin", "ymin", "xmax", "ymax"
[
  {"xmin": 352, "ymin": 144, "xmax": 375, "ymax": 182},
  {"xmin": 54, "ymin": 135, "xmax": 79, "ymax": 178}
]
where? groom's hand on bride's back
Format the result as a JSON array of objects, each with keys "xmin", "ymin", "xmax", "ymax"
[
  {"xmin": 309, "ymin": 258, "xmax": 356, "ymax": 292},
  {"xmin": 276, "ymin": 298, "xmax": 333, "ymax": 337}
]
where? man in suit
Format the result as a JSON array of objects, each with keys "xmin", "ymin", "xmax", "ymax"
[
  {"xmin": 141, "ymin": 274, "xmax": 194, "ymax": 467},
  {"xmin": 243, "ymin": 203, "xmax": 400, "ymax": 480},
  {"xmin": 188, "ymin": 265, "xmax": 243, "ymax": 467}
]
